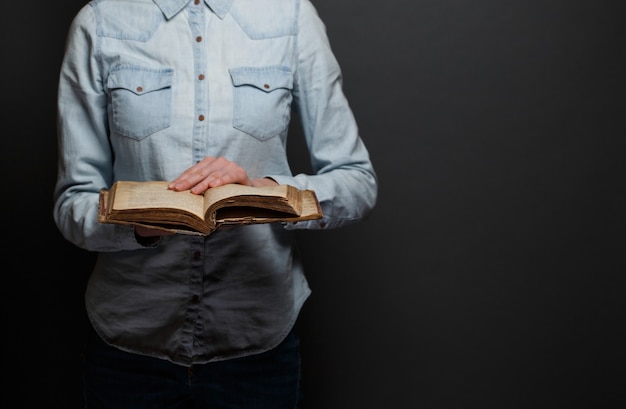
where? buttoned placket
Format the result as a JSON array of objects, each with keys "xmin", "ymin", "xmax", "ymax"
[
  {"xmin": 178, "ymin": 0, "xmax": 209, "ymax": 362},
  {"xmin": 189, "ymin": 0, "xmax": 209, "ymax": 163}
]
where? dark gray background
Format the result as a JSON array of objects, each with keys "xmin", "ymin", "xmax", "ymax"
[{"xmin": 2, "ymin": 0, "xmax": 624, "ymax": 407}]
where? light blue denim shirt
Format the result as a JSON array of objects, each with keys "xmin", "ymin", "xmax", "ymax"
[{"xmin": 53, "ymin": 0, "xmax": 377, "ymax": 366}]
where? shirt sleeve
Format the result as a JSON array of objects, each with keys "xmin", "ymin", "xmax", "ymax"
[
  {"xmin": 268, "ymin": 0, "xmax": 378, "ymax": 231},
  {"xmin": 53, "ymin": 5, "xmax": 150, "ymax": 251}
]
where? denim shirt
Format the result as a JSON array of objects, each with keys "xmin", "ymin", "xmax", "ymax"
[{"xmin": 53, "ymin": 0, "xmax": 377, "ymax": 366}]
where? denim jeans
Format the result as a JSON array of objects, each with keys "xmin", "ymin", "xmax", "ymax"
[{"xmin": 83, "ymin": 325, "xmax": 302, "ymax": 408}]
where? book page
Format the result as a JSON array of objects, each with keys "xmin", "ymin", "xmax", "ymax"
[
  {"xmin": 202, "ymin": 184, "xmax": 290, "ymax": 213},
  {"xmin": 111, "ymin": 181, "xmax": 205, "ymax": 220}
]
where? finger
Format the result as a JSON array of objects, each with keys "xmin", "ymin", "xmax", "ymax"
[
  {"xmin": 169, "ymin": 157, "xmax": 219, "ymax": 190},
  {"xmin": 189, "ymin": 165, "xmax": 248, "ymax": 193},
  {"xmin": 170, "ymin": 157, "xmax": 250, "ymax": 193}
]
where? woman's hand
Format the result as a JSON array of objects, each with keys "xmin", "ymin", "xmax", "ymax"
[{"xmin": 168, "ymin": 156, "xmax": 277, "ymax": 194}]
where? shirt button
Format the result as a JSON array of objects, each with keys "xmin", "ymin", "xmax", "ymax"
[
  {"xmin": 136, "ymin": 86, "xmax": 143, "ymax": 93},
  {"xmin": 192, "ymin": 295, "xmax": 199, "ymax": 303},
  {"xmin": 198, "ymin": 115, "xmax": 205, "ymax": 121},
  {"xmin": 193, "ymin": 250, "xmax": 201, "ymax": 259},
  {"xmin": 194, "ymin": 0, "xmax": 200, "ymax": 4},
  {"xmin": 196, "ymin": 36, "xmax": 202, "ymax": 42},
  {"xmin": 198, "ymin": 74, "xmax": 205, "ymax": 80}
]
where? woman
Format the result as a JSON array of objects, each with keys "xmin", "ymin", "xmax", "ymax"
[{"xmin": 53, "ymin": 0, "xmax": 377, "ymax": 407}]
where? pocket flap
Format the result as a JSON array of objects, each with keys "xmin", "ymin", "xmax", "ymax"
[
  {"xmin": 108, "ymin": 65, "xmax": 173, "ymax": 95},
  {"xmin": 229, "ymin": 66, "xmax": 293, "ymax": 93}
]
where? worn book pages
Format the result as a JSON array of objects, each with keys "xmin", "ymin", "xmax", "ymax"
[{"xmin": 98, "ymin": 180, "xmax": 322, "ymax": 235}]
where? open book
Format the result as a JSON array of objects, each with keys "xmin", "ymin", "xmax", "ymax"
[{"xmin": 98, "ymin": 180, "xmax": 323, "ymax": 236}]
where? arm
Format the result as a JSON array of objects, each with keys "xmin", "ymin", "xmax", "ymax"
[
  {"xmin": 269, "ymin": 0, "xmax": 378, "ymax": 230},
  {"xmin": 53, "ymin": 6, "xmax": 151, "ymax": 251}
]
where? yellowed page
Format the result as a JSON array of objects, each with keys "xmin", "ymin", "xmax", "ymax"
[
  {"xmin": 202, "ymin": 184, "xmax": 290, "ymax": 213},
  {"xmin": 111, "ymin": 181, "xmax": 205, "ymax": 220}
]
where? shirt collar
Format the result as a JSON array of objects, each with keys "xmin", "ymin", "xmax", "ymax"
[{"xmin": 153, "ymin": 0, "xmax": 233, "ymax": 20}]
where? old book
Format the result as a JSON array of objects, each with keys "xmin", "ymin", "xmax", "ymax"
[{"xmin": 98, "ymin": 180, "xmax": 322, "ymax": 236}]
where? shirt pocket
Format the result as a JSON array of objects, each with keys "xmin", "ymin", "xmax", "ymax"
[
  {"xmin": 229, "ymin": 66, "xmax": 293, "ymax": 141},
  {"xmin": 107, "ymin": 65, "xmax": 173, "ymax": 140}
]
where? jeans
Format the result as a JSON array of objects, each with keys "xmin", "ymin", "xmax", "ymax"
[{"xmin": 83, "ymin": 325, "xmax": 302, "ymax": 408}]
